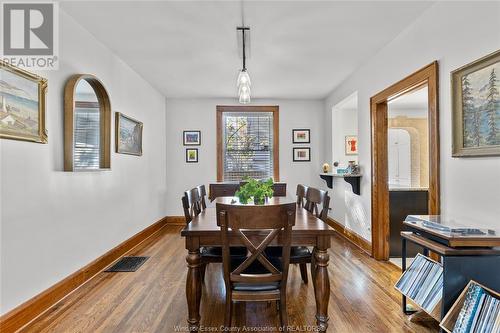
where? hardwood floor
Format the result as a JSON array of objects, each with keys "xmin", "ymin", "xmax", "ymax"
[{"xmin": 19, "ymin": 225, "xmax": 439, "ymax": 332}]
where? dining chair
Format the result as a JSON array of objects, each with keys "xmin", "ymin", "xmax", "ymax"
[
  {"xmin": 267, "ymin": 186, "xmax": 330, "ymax": 284},
  {"xmin": 217, "ymin": 201, "xmax": 296, "ymax": 329},
  {"xmin": 182, "ymin": 186, "xmax": 246, "ymax": 281},
  {"xmin": 296, "ymin": 184, "xmax": 308, "ymax": 207}
]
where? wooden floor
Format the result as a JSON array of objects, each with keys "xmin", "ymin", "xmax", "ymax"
[{"xmin": 20, "ymin": 225, "xmax": 439, "ymax": 332}]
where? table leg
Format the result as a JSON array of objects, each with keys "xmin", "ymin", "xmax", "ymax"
[
  {"xmin": 186, "ymin": 248, "xmax": 202, "ymax": 331},
  {"xmin": 313, "ymin": 237, "xmax": 330, "ymax": 332}
]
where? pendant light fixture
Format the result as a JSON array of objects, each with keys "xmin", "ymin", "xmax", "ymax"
[{"xmin": 237, "ymin": 26, "xmax": 251, "ymax": 104}]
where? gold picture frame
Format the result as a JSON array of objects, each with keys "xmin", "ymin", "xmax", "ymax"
[
  {"xmin": 452, "ymin": 49, "xmax": 500, "ymax": 157},
  {"xmin": 115, "ymin": 112, "xmax": 143, "ymax": 156},
  {"xmin": 0, "ymin": 61, "xmax": 48, "ymax": 143}
]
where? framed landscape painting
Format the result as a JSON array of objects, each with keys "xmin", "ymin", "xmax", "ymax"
[
  {"xmin": 183, "ymin": 130, "xmax": 201, "ymax": 146},
  {"xmin": 293, "ymin": 147, "xmax": 310, "ymax": 162},
  {"xmin": 345, "ymin": 135, "xmax": 358, "ymax": 155},
  {"xmin": 115, "ymin": 112, "xmax": 143, "ymax": 156},
  {"xmin": 0, "ymin": 61, "xmax": 48, "ymax": 143},
  {"xmin": 186, "ymin": 148, "xmax": 198, "ymax": 163},
  {"xmin": 452, "ymin": 50, "xmax": 500, "ymax": 157},
  {"xmin": 292, "ymin": 129, "xmax": 310, "ymax": 143}
]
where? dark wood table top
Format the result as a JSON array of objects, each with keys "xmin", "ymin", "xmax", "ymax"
[{"xmin": 181, "ymin": 197, "xmax": 335, "ymax": 237}]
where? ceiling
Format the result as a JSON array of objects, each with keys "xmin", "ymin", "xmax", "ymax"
[{"xmin": 61, "ymin": 1, "xmax": 434, "ymax": 99}]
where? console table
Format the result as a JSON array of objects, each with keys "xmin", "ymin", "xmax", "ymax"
[{"xmin": 400, "ymin": 216, "xmax": 500, "ymax": 322}]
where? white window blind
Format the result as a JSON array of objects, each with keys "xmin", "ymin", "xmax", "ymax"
[
  {"xmin": 222, "ymin": 112, "xmax": 274, "ymax": 181},
  {"xmin": 74, "ymin": 102, "xmax": 100, "ymax": 169}
]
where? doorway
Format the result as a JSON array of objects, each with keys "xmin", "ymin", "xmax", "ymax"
[{"xmin": 370, "ymin": 62, "xmax": 440, "ymax": 261}]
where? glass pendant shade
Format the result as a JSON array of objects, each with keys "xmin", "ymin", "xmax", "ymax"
[
  {"xmin": 239, "ymin": 91, "xmax": 251, "ymax": 104},
  {"xmin": 237, "ymin": 69, "xmax": 251, "ymax": 87},
  {"xmin": 238, "ymin": 84, "xmax": 251, "ymax": 96}
]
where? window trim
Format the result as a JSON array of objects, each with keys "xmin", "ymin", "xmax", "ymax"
[{"xmin": 216, "ymin": 105, "xmax": 279, "ymax": 182}]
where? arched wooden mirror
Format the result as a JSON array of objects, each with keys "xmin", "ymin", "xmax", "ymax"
[{"xmin": 64, "ymin": 74, "xmax": 111, "ymax": 171}]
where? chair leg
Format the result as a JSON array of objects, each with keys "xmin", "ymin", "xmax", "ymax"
[
  {"xmin": 279, "ymin": 294, "xmax": 288, "ymax": 331},
  {"xmin": 200, "ymin": 263, "xmax": 207, "ymax": 282},
  {"xmin": 224, "ymin": 294, "xmax": 232, "ymax": 328},
  {"xmin": 299, "ymin": 263, "xmax": 308, "ymax": 284}
]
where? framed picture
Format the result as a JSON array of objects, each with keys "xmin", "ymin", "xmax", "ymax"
[
  {"xmin": 186, "ymin": 148, "xmax": 198, "ymax": 163},
  {"xmin": 115, "ymin": 112, "xmax": 143, "ymax": 156},
  {"xmin": 292, "ymin": 129, "xmax": 310, "ymax": 143},
  {"xmin": 293, "ymin": 147, "xmax": 310, "ymax": 162},
  {"xmin": 0, "ymin": 61, "xmax": 48, "ymax": 143},
  {"xmin": 452, "ymin": 50, "xmax": 500, "ymax": 157},
  {"xmin": 345, "ymin": 135, "xmax": 358, "ymax": 155},
  {"xmin": 183, "ymin": 130, "xmax": 201, "ymax": 146}
]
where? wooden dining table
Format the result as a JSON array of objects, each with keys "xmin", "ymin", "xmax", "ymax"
[{"xmin": 180, "ymin": 196, "xmax": 336, "ymax": 331}]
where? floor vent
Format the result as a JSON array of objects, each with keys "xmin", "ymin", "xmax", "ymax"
[{"xmin": 105, "ymin": 256, "xmax": 149, "ymax": 272}]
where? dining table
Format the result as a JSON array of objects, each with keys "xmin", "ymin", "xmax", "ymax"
[{"xmin": 180, "ymin": 196, "xmax": 336, "ymax": 331}]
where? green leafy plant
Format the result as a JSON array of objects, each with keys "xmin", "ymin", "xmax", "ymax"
[{"xmin": 236, "ymin": 177, "xmax": 274, "ymax": 204}]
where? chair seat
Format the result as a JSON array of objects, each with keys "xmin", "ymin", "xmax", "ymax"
[
  {"xmin": 233, "ymin": 282, "xmax": 280, "ymax": 292},
  {"xmin": 265, "ymin": 246, "xmax": 312, "ymax": 259},
  {"xmin": 201, "ymin": 246, "xmax": 247, "ymax": 258}
]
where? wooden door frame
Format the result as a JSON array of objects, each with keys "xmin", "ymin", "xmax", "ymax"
[
  {"xmin": 216, "ymin": 105, "xmax": 280, "ymax": 182},
  {"xmin": 370, "ymin": 62, "xmax": 440, "ymax": 260}
]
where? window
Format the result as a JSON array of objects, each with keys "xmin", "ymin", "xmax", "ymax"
[{"xmin": 217, "ymin": 106, "xmax": 279, "ymax": 181}]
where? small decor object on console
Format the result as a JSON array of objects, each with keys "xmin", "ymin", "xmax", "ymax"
[
  {"xmin": 235, "ymin": 177, "xmax": 274, "ymax": 205},
  {"xmin": 0, "ymin": 61, "xmax": 47, "ymax": 143},
  {"xmin": 183, "ymin": 130, "xmax": 201, "ymax": 146},
  {"xmin": 186, "ymin": 148, "xmax": 198, "ymax": 163},
  {"xmin": 293, "ymin": 147, "xmax": 311, "ymax": 162},
  {"xmin": 452, "ymin": 49, "xmax": 500, "ymax": 157},
  {"xmin": 293, "ymin": 129, "xmax": 310, "ymax": 143},
  {"xmin": 322, "ymin": 163, "xmax": 330, "ymax": 173},
  {"xmin": 345, "ymin": 135, "xmax": 358, "ymax": 155},
  {"xmin": 116, "ymin": 112, "xmax": 143, "ymax": 156}
]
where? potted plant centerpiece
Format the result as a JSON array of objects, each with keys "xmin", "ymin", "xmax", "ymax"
[{"xmin": 235, "ymin": 178, "xmax": 274, "ymax": 205}]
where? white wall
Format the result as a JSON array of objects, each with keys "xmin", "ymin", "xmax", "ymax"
[
  {"xmin": 0, "ymin": 11, "xmax": 167, "ymax": 314},
  {"xmin": 165, "ymin": 98, "xmax": 325, "ymax": 216},
  {"xmin": 323, "ymin": 1, "xmax": 500, "ymax": 240}
]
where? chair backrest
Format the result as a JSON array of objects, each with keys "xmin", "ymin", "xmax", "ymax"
[
  {"xmin": 197, "ymin": 185, "xmax": 207, "ymax": 210},
  {"xmin": 182, "ymin": 187, "xmax": 202, "ymax": 224},
  {"xmin": 296, "ymin": 184, "xmax": 308, "ymax": 207},
  {"xmin": 304, "ymin": 187, "xmax": 330, "ymax": 222},
  {"xmin": 217, "ymin": 202, "xmax": 296, "ymax": 289}
]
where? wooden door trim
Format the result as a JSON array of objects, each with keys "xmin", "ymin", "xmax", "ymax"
[
  {"xmin": 370, "ymin": 62, "xmax": 440, "ymax": 260},
  {"xmin": 216, "ymin": 105, "xmax": 280, "ymax": 182}
]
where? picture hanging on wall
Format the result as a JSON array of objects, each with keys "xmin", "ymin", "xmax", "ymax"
[
  {"xmin": 293, "ymin": 147, "xmax": 310, "ymax": 162},
  {"xmin": 345, "ymin": 135, "xmax": 358, "ymax": 155},
  {"xmin": 186, "ymin": 148, "xmax": 198, "ymax": 163},
  {"xmin": 183, "ymin": 130, "xmax": 201, "ymax": 145},
  {"xmin": 0, "ymin": 61, "xmax": 48, "ymax": 143},
  {"xmin": 292, "ymin": 129, "xmax": 310, "ymax": 143},
  {"xmin": 116, "ymin": 112, "xmax": 143, "ymax": 156},
  {"xmin": 452, "ymin": 49, "xmax": 500, "ymax": 157}
]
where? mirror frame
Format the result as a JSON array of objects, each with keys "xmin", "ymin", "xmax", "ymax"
[{"xmin": 64, "ymin": 74, "xmax": 111, "ymax": 171}]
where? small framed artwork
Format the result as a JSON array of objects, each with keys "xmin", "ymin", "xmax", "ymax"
[
  {"xmin": 183, "ymin": 130, "xmax": 201, "ymax": 146},
  {"xmin": 452, "ymin": 50, "xmax": 500, "ymax": 157},
  {"xmin": 186, "ymin": 148, "xmax": 198, "ymax": 163},
  {"xmin": 345, "ymin": 135, "xmax": 358, "ymax": 155},
  {"xmin": 0, "ymin": 61, "xmax": 48, "ymax": 143},
  {"xmin": 293, "ymin": 147, "xmax": 311, "ymax": 162},
  {"xmin": 292, "ymin": 129, "xmax": 310, "ymax": 143},
  {"xmin": 116, "ymin": 112, "xmax": 143, "ymax": 156}
]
